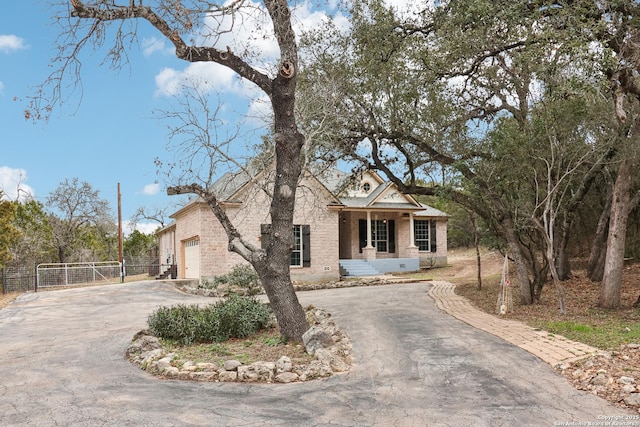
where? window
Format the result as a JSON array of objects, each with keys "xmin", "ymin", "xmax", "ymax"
[
  {"xmin": 415, "ymin": 220, "xmax": 436, "ymax": 252},
  {"xmin": 291, "ymin": 225, "xmax": 302, "ymax": 266},
  {"xmin": 362, "ymin": 182, "xmax": 371, "ymax": 192},
  {"xmin": 371, "ymin": 220, "xmax": 388, "ymax": 252},
  {"xmin": 261, "ymin": 224, "xmax": 311, "ymax": 267}
]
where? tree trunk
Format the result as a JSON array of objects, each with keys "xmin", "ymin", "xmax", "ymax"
[
  {"xmin": 600, "ymin": 157, "xmax": 634, "ymax": 308},
  {"xmin": 257, "ymin": 61, "xmax": 310, "ymax": 342},
  {"xmin": 58, "ymin": 246, "xmax": 66, "ymax": 264},
  {"xmin": 500, "ymin": 220, "xmax": 534, "ymax": 305},
  {"xmin": 470, "ymin": 213, "xmax": 482, "ymax": 290},
  {"xmin": 254, "ymin": 259, "xmax": 308, "ymax": 342},
  {"xmin": 588, "ymin": 196, "xmax": 611, "ymax": 282},
  {"xmin": 543, "ymin": 227, "xmax": 567, "ymax": 314},
  {"xmin": 556, "ymin": 223, "xmax": 572, "ymax": 281}
]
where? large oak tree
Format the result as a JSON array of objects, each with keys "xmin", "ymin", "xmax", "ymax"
[{"xmin": 35, "ymin": 1, "xmax": 311, "ymax": 340}]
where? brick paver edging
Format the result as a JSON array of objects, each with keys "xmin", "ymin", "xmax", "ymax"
[{"xmin": 428, "ymin": 281, "xmax": 598, "ymax": 367}]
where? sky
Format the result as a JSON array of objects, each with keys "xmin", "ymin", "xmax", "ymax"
[{"xmin": 0, "ymin": 0, "xmax": 413, "ymax": 234}]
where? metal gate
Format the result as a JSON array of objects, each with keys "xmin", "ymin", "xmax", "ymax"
[{"xmin": 37, "ymin": 261, "xmax": 122, "ymax": 289}]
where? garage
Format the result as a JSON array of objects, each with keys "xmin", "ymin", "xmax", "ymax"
[{"xmin": 183, "ymin": 238, "xmax": 200, "ymax": 279}]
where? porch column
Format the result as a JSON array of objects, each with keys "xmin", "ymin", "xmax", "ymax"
[
  {"xmin": 409, "ymin": 212, "xmax": 417, "ymax": 248},
  {"xmin": 363, "ymin": 210, "xmax": 376, "ymax": 260},
  {"xmin": 366, "ymin": 210, "xmax": 373, "ymax": 248},
  {"xmin": 406, "ymin": 212, "xmax": 419, "ymax": 258}
]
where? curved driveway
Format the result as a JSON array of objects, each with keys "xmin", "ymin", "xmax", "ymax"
[{"xmin": 0, "ymin": 281, "xmax": 629, "ymax": 426}]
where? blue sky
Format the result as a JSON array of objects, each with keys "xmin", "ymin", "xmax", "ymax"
[
  {"xmin": 0, "ymin": 0, "xmax": 414, "ymax": 233},
  {"xmin": 0, "ymin": 1, "xmax": 193, "ymax": 233}
]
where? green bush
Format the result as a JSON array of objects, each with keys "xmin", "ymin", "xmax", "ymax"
[
  {"xmin": 147, "ymin": 295, "xmax": 272, "ymax": 345},
  {"xmin": 213, "ymin": 295, "xmax": 273, "ymax": 340},
  {"xmin": 211, "ymin": 264, "xmax": 261, "ymax": 295}
]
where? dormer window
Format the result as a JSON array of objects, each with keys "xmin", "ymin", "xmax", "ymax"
[{"xmin": 362, "ymin": 182, "xmax": 371, "ymax": 193}]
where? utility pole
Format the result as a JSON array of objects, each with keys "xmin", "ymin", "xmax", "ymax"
[{"xmin": 118, "ymin": 183, "xmax": 124, "ymax": 283}]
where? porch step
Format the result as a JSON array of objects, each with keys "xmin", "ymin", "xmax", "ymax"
[{"xmin": 339, "ymin": 260, "xmax": 381, "ymax": 277}]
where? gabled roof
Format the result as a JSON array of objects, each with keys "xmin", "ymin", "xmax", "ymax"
[
  {"xmin": 211, "ymin": 169, "xmax": 255, "ymax": 202},
  {"xmin": 414, "ymin": 203, "xmax": 449, "ymax": 217},
  {"xmin": 167, "ymin": 161, "xmax": 446, "ymax": 218},
  {"xmin": 335, "ymin": 170, "xmax": 426, "ymax": 211}
]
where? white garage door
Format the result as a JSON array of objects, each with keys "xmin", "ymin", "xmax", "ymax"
[{"xmin": 184, "ymin": 239, "xmax": 200, "ymax": 279}]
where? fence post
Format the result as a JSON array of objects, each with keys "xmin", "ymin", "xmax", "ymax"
[
  {"xmin": 1, "ymin": 268, "xmax": 4, "ymax": 294},
  {"xmin": 35, "ymin": 263, "xmax": 39, "ymax": 293}
]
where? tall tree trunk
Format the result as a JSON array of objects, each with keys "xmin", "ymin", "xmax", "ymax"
[
  {"xmin": 58, "ymin": 246, "xmax": 66, "ymax": 264},
  {"xmin": 499, "ymin": 219, "xmax": 534, "ymax": 305},
  {"xmin": 556, "ymin": 224, "xmax": 572, "ymax": 281},
  {"xmin": 471, "ymin": 213, "xmax": 482, "ymax": 290},
  {"xmin": 257, "ymin": 58, "xmax": 309, "ymax": 342},
  {"xmin": 547, "ymin": 247, "xmax": 567, "ymax": 314},
  {"xmin": 588, "ymin": 195, "xmax": 611, "ymax": 282},
  {"xmin": 600, "ymin": 157, "xmax": 634, "ymax": 308}
]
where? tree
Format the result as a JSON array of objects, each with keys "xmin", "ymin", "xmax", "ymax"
[
  {"xmin": 538, "ymin": 0, "xmax": 640, "ymax": 308},
  {"xmin": 36, "ymin": 1, "xmax": 311, "ymax": 341},
  {"xmin": 300, "ymin": 0, "xmax": 559, "ymax": 304},
  {"xmin": 0, "ymin": 193, "xmax": 21, "ymax": 268},
  {"xmin": 300, "ymin": 0, "xmax": 638, "ymax": 308},
  {"xmin": 130, "ymin": 205, "xmax": 171, "ymax": 229},
  {"xmin": 123, "ymin": 229, "xmax": 156, "ymax": 259},
  {"xmin": 46, "ymin": 178, "xmax": 113, "ymax": 263},
  {"xmin": 10, "ymin": 199, "xmax": 55, "ymax": 266}
]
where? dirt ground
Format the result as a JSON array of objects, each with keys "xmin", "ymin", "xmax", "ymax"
[
  {"xmin": 444, "ymin": 248, "xmax": 640, "ymax": 412},
  {"xmin": 0, "ymin": 292, "xmax": 20, "ymax": 310}
]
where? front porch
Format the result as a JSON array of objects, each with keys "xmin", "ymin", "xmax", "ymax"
[{"xmin": 338, "ymin": 209, "xmax": 423, "ymax": 257}]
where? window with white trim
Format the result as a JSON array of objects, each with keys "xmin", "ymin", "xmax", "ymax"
[
  {"xmin": 414, "ymin": 220, "xmax": 431, "ymax": 251},
  {"xmin": 291, "ymin": 225, "xmax": 302, "ymax": 266},
  {"xmin": 261, "ymin": 224, "xmax": 311, "ymax": 268},
  {"xmin": 372, "ymin": 220, "xmax": 388, "ymax": 252}
]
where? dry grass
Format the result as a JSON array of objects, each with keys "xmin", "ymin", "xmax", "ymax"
[
  {"xmin": 0, "ymin": 292, "xmax": 20, "ymax": 310},
  {"xmin": 442, "ymin": 249, "xmax": 640, "ymax": 350},
  {"xmin": 162, "ymin": 327, "xmax": 313, "ymax": 367}
]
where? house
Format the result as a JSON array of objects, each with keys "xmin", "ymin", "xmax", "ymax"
[{"xmin": 156, "ymin": 165, "xmax": 448, "ymax": 283}]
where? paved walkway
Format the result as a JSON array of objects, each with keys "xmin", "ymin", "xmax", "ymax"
[{"xmin": 428, "ymin": 281, "xmax": 598, "ymax": 367}]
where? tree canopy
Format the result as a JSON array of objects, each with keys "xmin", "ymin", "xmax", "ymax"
[{"xmin": 299, "ymin": 0, "xmax": 640, "ymax": 307}]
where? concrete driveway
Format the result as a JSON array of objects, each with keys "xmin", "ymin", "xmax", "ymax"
[{"xmin": 0, "ymin": 281, "xmax": 630, "ymax": 426}]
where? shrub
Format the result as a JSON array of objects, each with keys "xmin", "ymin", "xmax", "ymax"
[
  {"xmin": 211, "ymin": 264, "xmax": 261, "ymax": 296},
  {"xmin": 147, "ymin": 295, "xmax": 272, "ymax": 345},
  {"xmin": 212, "ymin": 295, "xmax": 273, "ymax": 340},
  {"xmin": 146, "ymin": 304, "xmax": 203, "ymax": 345}
]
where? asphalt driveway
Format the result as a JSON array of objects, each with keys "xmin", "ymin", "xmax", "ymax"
[{"xmin": 0, "ymin": 281, "xmax": 630, "ymax": 426}]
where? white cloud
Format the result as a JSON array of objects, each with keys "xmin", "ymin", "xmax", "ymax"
[
  {"xmin": 153, "ymin": 1, "xmax": 347, "ymax": 100},
  {"xmin": 136, "ymin": 222, "xmax": 160, "ymax": 234},
  {"xmin": 142, "ymin": 37, "xmax": 169, "ymax": 57},
  {"xmin": 0, "ymin": 35, "xmax": 28, "ymax": 53},
  {"xmin": 0, "ymin": 166, "xmax": 34, "ymax": 202},
  {"xmin": 123, "ymin": 220, "xmax": 159, "ymax": 236},
  {"xmin": 154, "ymin": 62, "xmax": 256, "ymax": 98},
  {"xmin": 384, "ymin": 0, "xmax": 435, "ymax": 16},
  {"xmin": 0, "ymin": 81, "xmax": 4, "ymax": 95},
  {"xmin": 141, "ymin": 183, "xmax": 160, "ymax": 196},
  {"xmin": 245, "ymin": 94, "xmax": 272, "ymax": 125}
]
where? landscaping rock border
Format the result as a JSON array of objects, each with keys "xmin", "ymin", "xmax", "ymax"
[
  {"xmin": 125, "ymin": 306, "xmax": 352, "ymax": 383},
  {"xmin": 172, "ymin": 276, "xmax": 419, "ymax": 298},
  {"xmin": 556, "ymin": 343, "xmax": 640, "ymax": 412}
]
